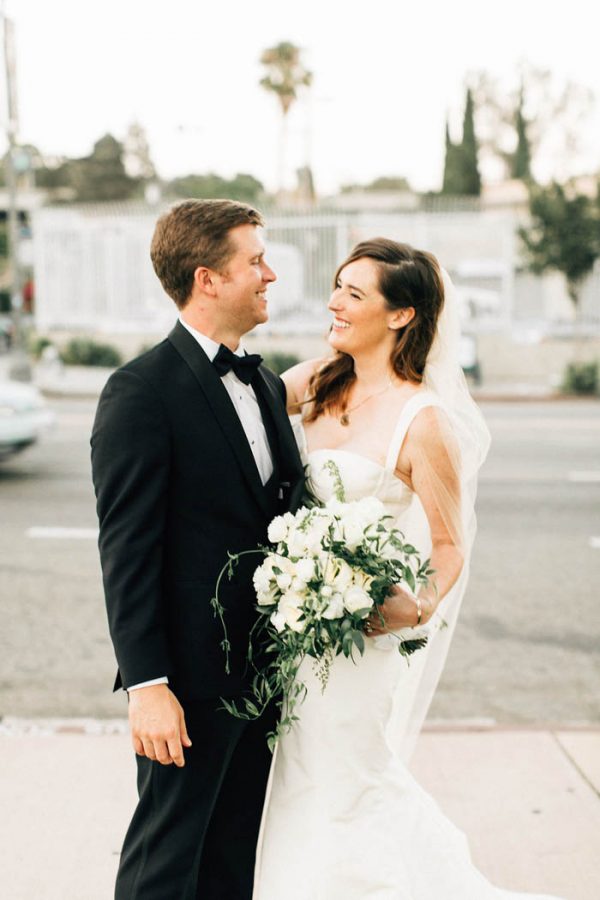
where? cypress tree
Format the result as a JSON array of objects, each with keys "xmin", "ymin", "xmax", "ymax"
[
  {"xmin": 459, "ymin": 88, "xmax": 481, "ymax": 195},
  {"xmin": 511, "ymin": 86, "xmax": 532, "ymax": 181},
  {"xmin": 442, "ymin": 120, "xmax": 462, "ymax": 194}
]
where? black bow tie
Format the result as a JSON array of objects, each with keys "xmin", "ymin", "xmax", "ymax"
[{"xmin": 212, "ymin": 344, "xmax": 263, "ymax": 385}]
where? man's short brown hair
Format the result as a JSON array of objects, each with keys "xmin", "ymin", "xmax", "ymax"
[{"xmin": 150, "ymin": 199, "xmax": 265, "ymax": 308}]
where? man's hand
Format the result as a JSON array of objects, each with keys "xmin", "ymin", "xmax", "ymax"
[{"xmin": 128, "ymin": 684, "xmax": 192, "ymax": 767}]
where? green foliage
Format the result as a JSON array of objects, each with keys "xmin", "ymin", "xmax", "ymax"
[
  {"xmin": 459, "ymin": 89, "xmax": 481, "ymax": 195},
  {"xmin": 167, "ymin": 172, "xmax": 264, "ymax": 204},
  {"xmin": 260, "ymin": 351, "xmax": 300, "ymax": 375},
  {"xmin": 0, "ymin": 224, "xmax": 8, "ymax": 259},
  {"xmin": 562, "ymin": 361, "xmax": 599, "ymax": 395},
  {"xmin": 60, "ymin": 338, "xmax": 122, "ymax": 367},
  {"xmin": 35, "ymin": 134, "xmax": 141, "ymax": 203},
  {"xmin": 29, "ymin": 335, "xmax": 54, "ymax": 359},
  {"xmin": 442, "ymin": 89, "xmax": 481, "ymax": 196},
  {"xmin": 511, "ymin": 87, "xmax": 532, "ymax": 181},
  {"xmin": 519, "ymin": 182, "xmax": 600, "ymax": 305}
]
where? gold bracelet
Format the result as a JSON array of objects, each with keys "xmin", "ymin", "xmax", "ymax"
[{"xmin": 416, "ymin": 596, "xmax": 422, "ymax": 626}]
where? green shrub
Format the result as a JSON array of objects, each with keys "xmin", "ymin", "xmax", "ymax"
[
  {"xmin": 260, "ymin": 351, "xmax": 300, "ymax": 375},
  {"xmin": 562, "ymin": 361, "xmax": 598, "ymax": 395},
  {"xmin": 29, "ymin": 335, "xmax": 54, "ymax": 359},
  {"xmin": 60, "ymin": 338, "xmax": 122, "ymax": 368}
]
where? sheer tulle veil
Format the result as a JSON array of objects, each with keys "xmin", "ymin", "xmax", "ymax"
[{"xmin": 393, "ymin": 268, "xmax": 492, "ymax": 760}]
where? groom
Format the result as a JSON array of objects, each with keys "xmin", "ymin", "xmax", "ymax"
[{"xmin": 91, "ymin": 199, "xmax": 305, "ymax": 899}]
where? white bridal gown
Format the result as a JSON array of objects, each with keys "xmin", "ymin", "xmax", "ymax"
[{"xmin": 253, "ymin": 392, "xmax": 563, "ymax": 900}]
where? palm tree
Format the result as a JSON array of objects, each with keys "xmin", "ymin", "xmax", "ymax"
[{"xmin": 259, "ymin": 42, "xmax": 312, "ymax": 195}]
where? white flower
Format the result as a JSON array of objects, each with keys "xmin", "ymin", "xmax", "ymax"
[
  {"xmin": 270, "ymin": 610, "xmax": 286, "ymax": 632},
  {"xmin": 355, "ymin": 496, "xmax": 386, "ymax": 526},
  {"xmin": 277, "ymin": 590, "xmax": 306, "ymax": 633},
  {"xmin": 275, "ymin": 572, "xmax": 293, "ymax": 591},
  {"xmin": 322, "ymin": 591, "xmax": 345, "ymax": 620},
  {"xmin": 257, "ymin": 587, "xmax": 278, "ymax": 607},
  {"xmin": 295, "ymin": 557, "xmax": 316, "ymax": 583},
  {"xmin": 268, "ymin": 515, "xmax": 288, "ymax": 544},
  {"xmin": 343, "ymin": 515, "xmax": 365, "ymax": 551},
  {"xmin": 330, "ymin": 558, "xmax": 354, "ymax": 592},
  {"xmin": 353, "ymin": 570, "xmax": 374, "ymax": 591},
  {"xmin": 343, "ymin": 585, "xmax": 372, "ymax": 616},
  {"xmin": 253, "ymin": 563, "xmax": 275, "ymax": 595}
]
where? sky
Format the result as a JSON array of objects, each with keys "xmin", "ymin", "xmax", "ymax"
[{"xmin": 5, "ymin": 0, "xmax": 600, "ymax": 195}]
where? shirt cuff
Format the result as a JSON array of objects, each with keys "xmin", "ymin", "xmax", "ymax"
[{"xmin": 126, "ymin": 676, "xmax": 169, "ymax": 691}]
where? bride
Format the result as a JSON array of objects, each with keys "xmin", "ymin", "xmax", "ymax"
[{"xmin": 252, "ymin": 238, "xmax": 563, "ymax": 899}]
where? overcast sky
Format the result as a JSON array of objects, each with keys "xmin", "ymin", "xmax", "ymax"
[{"xmin": 6, "ymin": 0, "xmax": 600, "ymax": 194}]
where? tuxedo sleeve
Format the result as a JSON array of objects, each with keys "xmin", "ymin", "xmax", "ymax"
[{"xmin": 91, "ymin": 368, "xmax": 172, "ymax": 689}]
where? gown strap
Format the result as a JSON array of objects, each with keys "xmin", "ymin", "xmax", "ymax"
[{"xmin": 384, "ymin": 390, "xmax": 443, "ymax": 472}]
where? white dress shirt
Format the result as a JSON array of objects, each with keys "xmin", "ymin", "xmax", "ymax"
[{"xmin": 127, "ymin": 319, "xmax": 274, "ymax": 692}]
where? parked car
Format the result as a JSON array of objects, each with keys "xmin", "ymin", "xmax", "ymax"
[{"xmin": 0, "ymin": 380, "xmax": 55, "ymax": 459}]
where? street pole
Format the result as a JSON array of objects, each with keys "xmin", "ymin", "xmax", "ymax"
[{"xmin": 2, "ymin": 3, "xmax": 30, "ymax": 380}]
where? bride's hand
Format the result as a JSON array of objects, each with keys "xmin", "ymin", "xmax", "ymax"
[{"xmin": 364, "ymin": 585, "xmax": 434, "ymax": 636}]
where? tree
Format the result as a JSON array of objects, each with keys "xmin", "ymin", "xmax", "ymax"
[
  {"xmin": 166, "ymin": 172, "xmax": 264, "ymax": 204},
  {"xmin": 259, "ymin": 42, "xmax": 312, "ymax": 194},
  {"xmin": 470, "ymin": 66, "xmax": 594, "ymax": 183},
  {"xmin": 511, "ymin": 86, "xmax": 531, "ymax": 181},
  {"xmin": 442, "ymin": 120, "xmax": 463, "ymax": 194},
  {"xmin": 458, "ymin": 89, "xmax": 481, "ymax": 195},
  {"xmin": 70, "ymin": 134, "xmax": 139, "ymax": 202},
  {"xmin": 441, "ymin": 90, "xmax": 481, "ymax": 196},
  {"xmin": 519, "ymin": 181, "xmax": 600, "ymax": 308}
]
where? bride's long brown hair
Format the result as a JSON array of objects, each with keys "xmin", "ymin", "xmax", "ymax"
[{"xmin": 304, "ymin": 238, "xmax": 446, "ymax": 423}]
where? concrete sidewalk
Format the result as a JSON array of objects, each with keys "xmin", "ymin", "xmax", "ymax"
[{"xmin": 1, "ymin": 721, "xmax": 598, "ymax": 900}]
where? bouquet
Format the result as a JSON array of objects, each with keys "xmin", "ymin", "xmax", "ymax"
[{"xmin": 211, "ymin": 462, "xmax": 442, "ymax": 750}]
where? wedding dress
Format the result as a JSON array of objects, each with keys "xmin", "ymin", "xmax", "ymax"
[{"xmin": 252, "ymin": 392, "xmax": 564, "ymax": 900}]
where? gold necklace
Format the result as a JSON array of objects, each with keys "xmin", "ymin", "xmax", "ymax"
[{"xmin": 340, "ymin": 379, "xmax": 394, "ymax": 427}]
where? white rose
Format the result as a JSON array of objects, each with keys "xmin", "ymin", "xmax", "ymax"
[
  {"xmin": 322, "ymin": 591, "xmax": 345, "ymax": 620},
  {"xmin": 343, "ymin": 518, "xmax": 364, "ymax": 551},
  {"xmin": 267, "ymin": 516, "xmax": 288, "ymax": 544},
  {"xmin": 257, "ymin": 587, "xmax": 278, "ymax": 607},
  {"xmin": 353, "ymin": 570, "xmax": 374, "ymax": 591},
  {"xmin": 343, "ymin": 585, "xmax": 372, "ymax": 616},
  {"xmin": 356, "ymin": 496, "xmax": 386, "ymax": 526},
  {"xmin": 285, "ymin": 527, "xmax": 310, "ymax": 558},
  {"xmin": 270, "ymin": 610, "xmax": 286, "ymax": 632},
  {"xmin": 330, "ymin": 559, "xmax": 354, "ymax": 592},
  {"xmin": 276, "ymin": 572, "xmax": 293, "ymax": 591},
  {"xmin": 253, "ymin": 565, "xmax": 273, "ymax": 595},
  {"xmin": 278, "ymin": 590, "xmax": 306, "ymax": 632},
  {"xmin": 295, "ymin": 557, "xmax": 316, "ymax": 583}
]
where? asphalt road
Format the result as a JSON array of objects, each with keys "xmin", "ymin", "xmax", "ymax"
[{"xmin": 1, "ymin": 397, "xmax": 599, "ymax": 723}]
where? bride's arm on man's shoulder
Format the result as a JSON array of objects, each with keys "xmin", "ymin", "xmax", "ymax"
[
  {"xmin": 403, "ymin": 406, "xmax": 465, "ymax": 618},
  {"xmin": 280, "ymin": 356, "xmax": 330, "ymax": 414}
]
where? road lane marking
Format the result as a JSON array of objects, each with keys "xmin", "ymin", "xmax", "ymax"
[
  {"xmin": 590, "ymin": 537, "xmax": 600, "ymax": 549},
  {"xmin": 26, "ymin": 526, "xmax": 99, "ymax": 540},
  {"xmin": 568, "ymin": 472, "xmax": 600, "ymax": 483}
]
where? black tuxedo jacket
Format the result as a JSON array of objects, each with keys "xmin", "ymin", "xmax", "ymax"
[{"xmin": 91, "ymin": 321, "xmax": 305, "ymax": 701}]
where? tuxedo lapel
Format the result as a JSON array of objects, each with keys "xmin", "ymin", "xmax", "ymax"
[
  {"xmin": 252, "ymin": 366, "xmax": 306, "ymax": 511},
  {"xmin": 168, "ymin": 322, "xmax": 272, "ymax": 518}
]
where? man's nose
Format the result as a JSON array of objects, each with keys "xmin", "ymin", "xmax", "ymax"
[{"xmin": 262, "ymin": 262, "xmax": 276, "ymax": 283}]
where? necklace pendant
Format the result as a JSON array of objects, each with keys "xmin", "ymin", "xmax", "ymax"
[{"xmin": 340, "ymin": 413, "xmax": 350, "ymax": 426}]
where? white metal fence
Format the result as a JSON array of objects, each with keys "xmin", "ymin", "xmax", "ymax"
[{"xmin": 32, "ymin": 204, "xmax": 599, "ymax": 337}]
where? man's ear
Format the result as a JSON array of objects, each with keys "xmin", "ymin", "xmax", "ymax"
[
  {"xmin": 193, "ymin": 266, "xmax": 218, "ymax": 296},
  {"xmin": 388, "ymin": 306, "xmax": 415, "ymax": 330}
]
